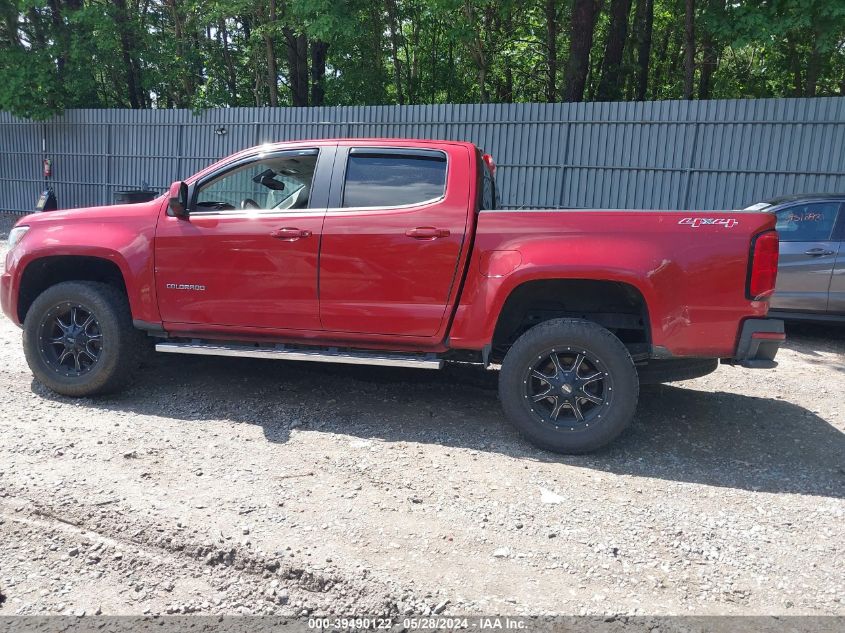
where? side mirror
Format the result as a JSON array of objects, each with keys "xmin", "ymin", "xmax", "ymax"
[{"xmin": 168, "ymin": 181, "xmax": 189, "ymax": 218}]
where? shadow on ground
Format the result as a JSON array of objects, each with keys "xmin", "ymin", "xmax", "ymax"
[
  {"xmin": 784, "ymin": 322, "xmax": 845, "ymax": 373},
  {"xmin": 32, "ymin": 350, "xmax": 845, "ymax": 500}
]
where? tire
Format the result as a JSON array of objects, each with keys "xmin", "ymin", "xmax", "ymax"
[
  {"xmin": 636, "ymin": 358, "xmax": 718, "ymax": 385},
  {"xmin": 23, "ymin": 281, "xmax": 143, "ymax": 397},
  {"xmin": 498, "ymin": 318, "xmax": 639, "ymax": 454}
]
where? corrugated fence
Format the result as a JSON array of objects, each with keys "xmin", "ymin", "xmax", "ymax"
[{"xmin": 2, "ymin": 97, "xmax": 845, "ymax": 214}]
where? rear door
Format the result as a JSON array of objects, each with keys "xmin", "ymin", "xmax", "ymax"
[
  {"xmin": 771, "ymin": 200, "xmax": 842, "ymax": 313},
  {"xmin": 318, "ymin": 145, "xmax": 471, "ymax": 337}
]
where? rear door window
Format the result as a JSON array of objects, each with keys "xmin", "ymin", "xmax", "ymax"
[
  {"xmin": 342, "ymin": 150, "xmax": 447, "ymax": 208},
  {"xmin": 775, "ymin": 202, "xmax": 841, "ymax": 241}
]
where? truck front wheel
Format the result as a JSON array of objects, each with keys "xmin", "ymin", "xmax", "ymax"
[
  {"xmin": 23, "ymin": 281, "xmax": 143, "ymax": 397},
  {"xmin": 498, "ymin": 318, "xmax": 639, "ymax": 454}
]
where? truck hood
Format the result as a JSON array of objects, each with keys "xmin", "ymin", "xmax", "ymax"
[{"xmin": 13, "ymin": 195, "xmax": 166, "ymax": 229}]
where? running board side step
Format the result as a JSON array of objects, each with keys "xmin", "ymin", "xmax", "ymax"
[{"xmin": 155, "ymin": 341, "xmax": 443, "ymax": 370}]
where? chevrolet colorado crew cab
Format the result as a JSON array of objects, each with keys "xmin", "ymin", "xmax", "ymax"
[{"xmin": 2, "ymin": 138, "xmax": 785, "ymax": 453}]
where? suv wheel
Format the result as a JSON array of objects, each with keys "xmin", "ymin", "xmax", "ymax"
[
  {"xmin": 23, "ymin": 281, "xmax": 143, "ymax": 397},
  {"xmin": 498, "ymin": 318, "xmax": 639, "ymax": 453}
]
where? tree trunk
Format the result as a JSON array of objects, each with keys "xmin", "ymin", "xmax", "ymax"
[
  {"xmin": 295, "ymin": 33, "xmax": 308, "ymax": 105},
  {"xmin": 112, "ymin": 0, "xmax": 143, "ymax": 108},
  {"xmin": 385, "ymin": 0, "xmax": 404, "ymax": 105},
  {"xmin": 264, "ymin": 0, "xmax": 279, "ymax": 106},
  {"xmin": 283, "ymin": 28, "xmax": 308, "ymax": 107},
  {"xmin": 408, "ymin": 18, "xmax": 420, "ymax": 103},
  {"xmin": 683, "ymin": 0, "xmax": 695, "ymax": 100},
  {"xmin": 50, "ymin": 0, "xmax": 99, "ymax": 105},
  {"xmin": 698, "ymin": 32, "xmax": 715, "ymax": 97},
  {"xmin": 48, "ymin": 0, "xmax": 67, "ymax": 84},
  {"xmin": 629, "ymin": 0, "xmax": 648, "ymax": 99},
  {"xmin": 503, "ymin": 65, "xmax": 514, "ymax": 102},
  {"xmin": 544, "ymin": 0, "xmax": 558, "ymax": 102},
  {"xmin": 698, "ymin": 0, "xmax": 721, "ymax": 99},
  {"xmin": 219, "ymin": 19, "xmax": 238, "ymax": 99},
  {"xmin": 648, "ymin": 0, "xmax": 664, "ymax": 101},
  {"xmin": 430, "ymin": 18, "xmax": 439, "ymax": 103},
  {"xmin": 165, "ymin": 0, "xmax": 196, "ymax": 107},
  {"xmin": 242, "ymin": 15, "xmax": 264, "ymax": 106},
  {"xmin": 786, "ymin": 37, "xmax": 803, "ymax": 97},
  {"xmin": 562, "ymin": 0, "xmax": 601, "ymax": 103},
  {"xmin": 805, "ymin": 46, "xmax": 822, "ymax": 97},
  {"xmin": 635, "ymin": 0, "xmax": 653, "ymax": 100},
  {"xmin": 668, "ymin": 25, "xmax": 684, "ymax": 86},
  {"xmin": 446, "ymin": 40, "xmax": 454, "ymax": 103},
  {"xmin": 310, "ymin": 40, "xmax": 328, "ymax": 107},
  {"xmin": 493, "ymin": 7, "xmax": 513, "ymax": 102},
  {"xmin": 462, "ymin": 1, "xmax": 490, "ymax": 103},
  {"xmin": 596, "ymin": 0, "xmax": 633, "ymax": 101}
]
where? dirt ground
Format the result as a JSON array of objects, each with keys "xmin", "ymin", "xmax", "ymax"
[{"xmin": 0, "ymin": 220, "xmax": 843, "ymax": 617}]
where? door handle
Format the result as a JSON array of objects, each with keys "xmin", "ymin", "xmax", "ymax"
[
  {"xmin": 405, "ymin": 227, "xmax": 450, "ymax": 240},
  {"xmin": 271, "ymin": 227, "xmax": 312, "ymax": 241},
  {"xmin": 804, "ymin": 248, "xmax": 834, "ymax": 257}
]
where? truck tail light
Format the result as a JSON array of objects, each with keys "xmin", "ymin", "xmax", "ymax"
[
  {"xmin": 747, "ymin": 230, "xmax": 779, "ymax": 300},
  {"xmin": 482, "ymin": 153, "xmax": 496, "ymax": 175}
]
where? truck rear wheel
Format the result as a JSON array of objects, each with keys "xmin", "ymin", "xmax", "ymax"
[
  {"xmin": 498, "ymin": 318, "xmax": 639, "ymax": 454},
  {"xmin": 23, "ymin": 281, "xmax": 142, "ymax": 397}
]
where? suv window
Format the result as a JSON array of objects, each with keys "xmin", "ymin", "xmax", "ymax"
[
  {"xmin": 194, "ymin": 151, "xmax": 318, "ymax": 212},
  {"xmin": 774, "ymin": 201, "xmax": 841, "ymax": 242},
  {"xmin": 342, "ymin": 151, "xmax": 447, "ymax": 208}
]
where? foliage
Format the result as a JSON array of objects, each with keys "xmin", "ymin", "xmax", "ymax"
[{"xmin": 1, "ymin": 0, "xmax": 843, "ymax": 118}]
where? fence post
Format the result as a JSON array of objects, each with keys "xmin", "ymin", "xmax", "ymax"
[
  {"xmin": 681, "ymin": 121, "xmax": 700, "ymax": 209},
  {"xmin": 41, "ymin": 121, "xmax": 47, "ymax": 208},
  {"xmin": 175, "ymin": 123, "xmax": 184, "ymax": 180},
  {"xmin": 557, "ymin": 121, "xmax": 572, "ymax": 209},
  {"xmin": 103, "ymin": 124, "xmax": 112, "ymax": 205}
]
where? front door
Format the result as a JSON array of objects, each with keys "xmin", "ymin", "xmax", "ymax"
[
  {"xmin": 771, "ymin": 200, "xmax": 842, "ymax": 313},
  {"xmin": 318, "ymin": 147, "xmax": 470, "ymax": 337},
  {"xmin": 155, "ymin": 148, "xmax": 330, "ymax": 331}
]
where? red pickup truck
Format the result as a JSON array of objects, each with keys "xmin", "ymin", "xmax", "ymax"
[{"xmin": 2, "ymin": 138, "xmax": 784, "ymax": 453}]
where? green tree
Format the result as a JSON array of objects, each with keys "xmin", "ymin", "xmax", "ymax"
[{"xmin": 1, "ymin": 0, "xmax": 844, "ymax": 118}]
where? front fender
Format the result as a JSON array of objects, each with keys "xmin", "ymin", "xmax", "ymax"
[{"xmin": 4, "ymin": 208, "xmax": 160, "ymax": 325}]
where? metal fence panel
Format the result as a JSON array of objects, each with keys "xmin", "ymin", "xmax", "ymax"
[{"xmin": 1, "ymin": 97, "xmax": 844, "ymax": 214}]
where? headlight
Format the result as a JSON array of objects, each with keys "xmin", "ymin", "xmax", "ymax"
[{"xmin": 7, "ymin": 225, "xmax": 30, "ymax": 250}]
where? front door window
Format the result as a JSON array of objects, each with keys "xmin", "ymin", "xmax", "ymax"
[{"xmin": 195, "ymin": 152, "xmax": 318, "ymax": 213}]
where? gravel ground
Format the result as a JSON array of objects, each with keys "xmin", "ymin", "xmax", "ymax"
[{"xmin": 0, "ymin": 217, "xmax": 843, "ymax": 617}]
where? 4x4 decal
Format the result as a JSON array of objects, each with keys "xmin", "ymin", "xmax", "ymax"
[{"xmin": 679, "ymin": 217, "xmax": 739, "ymax": 228}]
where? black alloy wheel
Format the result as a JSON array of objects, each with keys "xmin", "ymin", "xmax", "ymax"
[
  {"xmin": 498, "ymin": 318, "xmax": 639, "ymax": 454},
  {"xmin": 23, "ymin": 281, "xmax": 145, "ymax": 397},
  {"xmin": 38, "ymin": 303, "xmax": 103, "ymax": 377},
  {"xmin": 524, "ymin": 348, "xmax": 611, "ymax": 430}
]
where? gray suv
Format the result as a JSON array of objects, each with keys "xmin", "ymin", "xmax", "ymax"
[{"xmin": 745, "ymin": 194, "xmax": 844, "ymax": 322}]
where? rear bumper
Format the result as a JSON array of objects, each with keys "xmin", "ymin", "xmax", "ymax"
[{"xmin": 727, "ymin": 318, "xmax": 785, "ymax": 369}]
